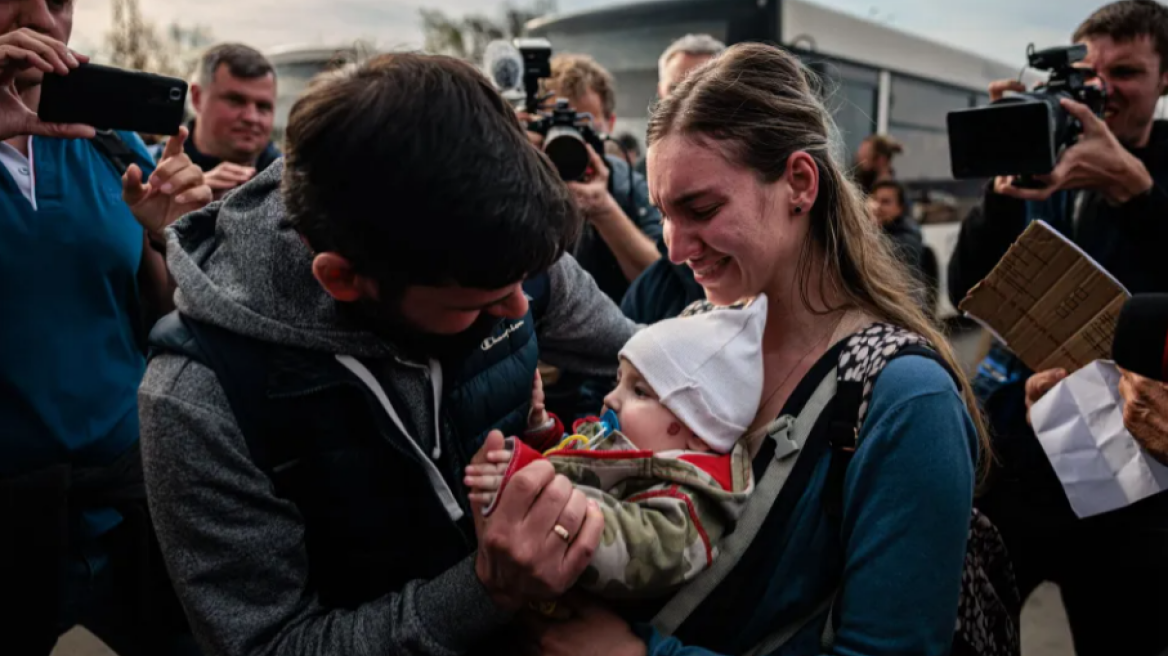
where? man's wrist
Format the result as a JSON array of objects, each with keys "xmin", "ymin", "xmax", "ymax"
[
  {"xmin": 418, "ymin": 555, "xmax": 516, "ymax": 654},
  {"xmin": 587, "ymin": 193, "xmax": 627, "ymax": 229},
  {"xmin": 473, "ymin": 551, "xmax": 522, "ymax": 613},
  {"xmin": 1114, "ymin": 153, "xmax": 1153, "ymax": 204}
]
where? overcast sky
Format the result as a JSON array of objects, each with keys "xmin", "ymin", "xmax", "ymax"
[{"xmin": 69, "ymin": 0, "xmax": 1106, "ymax": 68}]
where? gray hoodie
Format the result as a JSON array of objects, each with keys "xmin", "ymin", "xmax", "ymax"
[{"xmin": 138, "ymin": 160, "xmax": 638, "ymax": 656}]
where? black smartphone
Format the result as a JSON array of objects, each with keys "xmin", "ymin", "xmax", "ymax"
[{"xmin": 38, "ymin": 63, "xmax": 188, "ymax": 135}]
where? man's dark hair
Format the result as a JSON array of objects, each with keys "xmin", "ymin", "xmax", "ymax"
[
  {"xmin": 615, "ymin": 132, "xmax": 641, "ymax": 158},
  {"xmin": 864, "ymin": 134, "xmax": 904, "ymax": 161},
  {"xmin": 197, "ymin": 43, "xmax": 276, "ymax": 87},
  {"xmin": 1074, "ymin": 0, "xmax": 1168, "ymax": 72},
  {"xmin": 283, "ymin": 52, "xmax": 581, "ymax": 291},
  {"xmin": 871, "ymin": 179, "xmax": 907, "ymax": 208}
]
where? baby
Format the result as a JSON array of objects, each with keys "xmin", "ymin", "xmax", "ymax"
[{"xmin": 465, "ymin": 295, "xmax": 768, "ymax": 599}]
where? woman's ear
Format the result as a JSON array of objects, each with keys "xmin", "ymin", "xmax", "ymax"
[
  {"xmin": 312, "ymin": 253, "xmax": 368, "ymax": 302},
  {"xmin": 785, "ymin": 151, "xmax": 820, "ymax": 217}
]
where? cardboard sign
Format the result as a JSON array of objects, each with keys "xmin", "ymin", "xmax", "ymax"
[{"xmin": 958, "ymin": 220, "xmax": 1130, "ymax": 374}]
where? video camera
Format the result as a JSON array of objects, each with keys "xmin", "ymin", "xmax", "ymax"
[
  {"xmin": 947, "ymin": 44, "xmax": 1107, "ymax": 185},
  {"xmin": 492, "ymin": 38, "xmax": 611, "ymax": 183}
]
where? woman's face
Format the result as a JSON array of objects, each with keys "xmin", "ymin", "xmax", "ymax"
[{"xmin": 648, "ymin": 134, "xmax": 816, "ymax": 306}]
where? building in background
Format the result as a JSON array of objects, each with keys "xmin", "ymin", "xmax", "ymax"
[
  {"xmin": 526, "ymin": 0, "xmax": 1039, "ymax": 194},
  {"xmin": 265, "ymin": 44, "xmax": 361, "ymax": 143}
]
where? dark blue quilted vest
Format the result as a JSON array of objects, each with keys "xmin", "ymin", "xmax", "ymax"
[{"xmin": 147, "ymin": 275, "xmax": 548, "ymax": 609}]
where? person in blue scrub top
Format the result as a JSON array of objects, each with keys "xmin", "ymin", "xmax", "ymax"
[{"xmin": 0, "ymin": 2, "xmax": 213, "ymax": 653}]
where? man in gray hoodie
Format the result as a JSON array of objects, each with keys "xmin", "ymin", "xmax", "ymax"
[{"xmin": 138, "ymin": 53, "xmax": 638, "ymax": 656}]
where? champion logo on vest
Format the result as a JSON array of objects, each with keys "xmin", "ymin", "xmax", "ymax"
[{"xmin": 481, "ymin": 320, "xmax": 526, "ymax": 351}]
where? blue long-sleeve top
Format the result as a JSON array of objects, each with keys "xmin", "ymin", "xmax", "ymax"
[{"xmin": 639, "ymin": 355, "xmax": 978, "ymax": 656}]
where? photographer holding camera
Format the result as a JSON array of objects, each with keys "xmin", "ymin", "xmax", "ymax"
[
  {"xmin": 531, "ymin": 54, "xmax": 661, "ymax": 306},
  {"xmin": 949, "ymin": 2, "xmax": 1168, "ymax": 653}
]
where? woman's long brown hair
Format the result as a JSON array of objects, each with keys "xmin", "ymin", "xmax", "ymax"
[{"xmin": 648, "ymin": 42, "xmax": 992, "ymax": 479}]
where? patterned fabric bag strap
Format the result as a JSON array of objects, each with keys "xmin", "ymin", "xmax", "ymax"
[{"xmin": 822, "ymin": 323, "xmax": 932, "ymax": 520}]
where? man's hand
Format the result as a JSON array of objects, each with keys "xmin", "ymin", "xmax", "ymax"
[
  {"xmin": 123, "ymin": 126, "xmax": 212, "ymax": 240},
  {"xmin": 997, "ymin": 98, "xmax": 1153, "ymax": 204},
  {"xmin": 1119, "ymin": 370, "xmax": 1168, "ymax": 465},
  {"xmin": 0, "ymin": 29, "xmax": 95, "ymax": 142},
  {"xmin": 1025, "ymin": 368, "xmax": 1067, "ymax": 425},
  {"xmin": 517, "ymin": 110, "xmax": 545, "ymax": 148},
  {"xmin": 204, "ymin": 162, "xmax": 257, "ymax": 199},
  {"xmin": 567, "ymin": 144, "xmax": 616, "ymax": 222},
  {"xmin": 471, "ymin": 430, "xmax": 604, "ymax": 611}
]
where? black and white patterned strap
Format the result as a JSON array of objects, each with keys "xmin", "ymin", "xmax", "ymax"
[{"xmin": 837, "ymin": 323, "xmax": 931, "ymax": 428}]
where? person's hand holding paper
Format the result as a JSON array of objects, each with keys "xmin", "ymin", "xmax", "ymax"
[
  {"xmin": 1028, "ymin": 361, "xmax": 1168, "ymax": 518},
  {"xmin": 1025, "ymin": 368, "xmax": 1067, "ymax": 424},
  {"xmin": 1119, "ymin": 371, "xmax": 1168, "ymax": 465},
  {"xmin": 959, "ymin": 220, "xmax": 1168, "ymax": 518}
]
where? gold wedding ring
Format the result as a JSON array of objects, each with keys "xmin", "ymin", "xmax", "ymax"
[{"xmin": 553, "ymin": 524, "xmax": 571, "ymax": 542}]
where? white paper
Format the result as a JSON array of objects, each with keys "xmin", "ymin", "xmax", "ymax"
[{"xmin": 1030, "ymin": 360, "xmax": 1168, "ymax": 518}]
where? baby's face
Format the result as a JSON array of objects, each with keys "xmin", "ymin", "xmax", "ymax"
[{"xmin": 602, "ymin": 360, "xmax": 710, "ymax": 453}]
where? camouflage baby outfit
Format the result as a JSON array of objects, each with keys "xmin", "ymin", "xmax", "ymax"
[{"xmin": 484, "ymin": 414, "xmax": 754, "ymax": 599}]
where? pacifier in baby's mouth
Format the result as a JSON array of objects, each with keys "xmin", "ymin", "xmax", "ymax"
[{"xmin": 598, "ymin": 408, "xmax": 621, "ymax": 435}]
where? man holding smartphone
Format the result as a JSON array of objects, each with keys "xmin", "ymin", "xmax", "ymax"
[
  {"xmin": 152, "ymin": 43, "xmax": 281, "ymax": 199},
  {"xmin": 0, "ymin": 1, "xmax": 212, "ymax": 654}
]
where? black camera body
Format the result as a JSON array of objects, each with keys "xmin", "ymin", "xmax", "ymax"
[
  {"xmin": 947, "ymin": 44, "xmax": 1107, "ymax": 183},
  {"xmin": 515, "ymin": 38, "xmax": 611, "ymax": 183}
]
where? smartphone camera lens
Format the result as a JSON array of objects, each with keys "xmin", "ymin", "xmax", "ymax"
[{"xmin": 169, "ymin": 87, "xmax": 183, "ymax": 102}]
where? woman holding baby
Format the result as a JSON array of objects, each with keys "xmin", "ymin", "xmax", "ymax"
[{"xmin": 471, "ymin": 41, "xmax": 989, "ymax": 656}]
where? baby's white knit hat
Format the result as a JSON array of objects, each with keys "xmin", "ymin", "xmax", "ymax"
[{"xmin": 619, "ymin": 295, "xmax": 768, "ymax": 453}]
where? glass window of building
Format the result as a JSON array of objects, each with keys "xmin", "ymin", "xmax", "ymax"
[{"xmin": 888, "ymin": 74, "xmax": 981, "ymax": 181}]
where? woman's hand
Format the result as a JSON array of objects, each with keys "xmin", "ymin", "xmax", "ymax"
[{"xmin": 527, "ymin": 595, "xmax": 647, "ymax": 656}]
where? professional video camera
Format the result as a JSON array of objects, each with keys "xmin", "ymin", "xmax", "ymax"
[
  {"xmin": 485, "ymin": 38, "xmax": 611, "ymax": 183},
  {"xmin": 947, "ymin": 44, "xmax": 1107, "ymax": 185}
]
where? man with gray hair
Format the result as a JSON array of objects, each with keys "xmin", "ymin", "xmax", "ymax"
[
  {"xmin": 619, "ymin": 33, "xmax": 725, "ymax": 324},
  {"xmin": 636, "ymin": 33, "xmax": 725, "ymax": 180},
  {"xmin": 166, "ymin": 43, "xmax": 280, "ymax": 198},
  {"xmin": 657, "ymin": 33, "xmax": 726, "ymax": 100}
]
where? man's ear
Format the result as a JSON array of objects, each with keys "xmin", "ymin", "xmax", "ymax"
[
  {"xmin": 190, "ymin": 83, "xmax": 204, "ymax": 114},
  {"xmin": 312, "ymin": 253, "xmax": 372, "ymax": 303},
  {"xmin": 604, "ymin": 113, "xmax": 617, "ymax": 135}
]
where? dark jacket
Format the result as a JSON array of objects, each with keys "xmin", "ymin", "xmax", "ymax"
[
  {"xmin": 949, "ymin": 120, "xmax": 1168, "ymax": 307},
  {"xmin": 883, "ymin": 214, "xmax": 934, "ymax": 310},
  {"xmin": 884, "ymin": 214, "xmax": 925, "ymax": 274},
  {"xmin": 138, "ymin": 161, "xmax": 638, "ymax": 656},
  {"xmin": 573, "ymin": 155, "xmax": 662, "ymax": 305}
]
